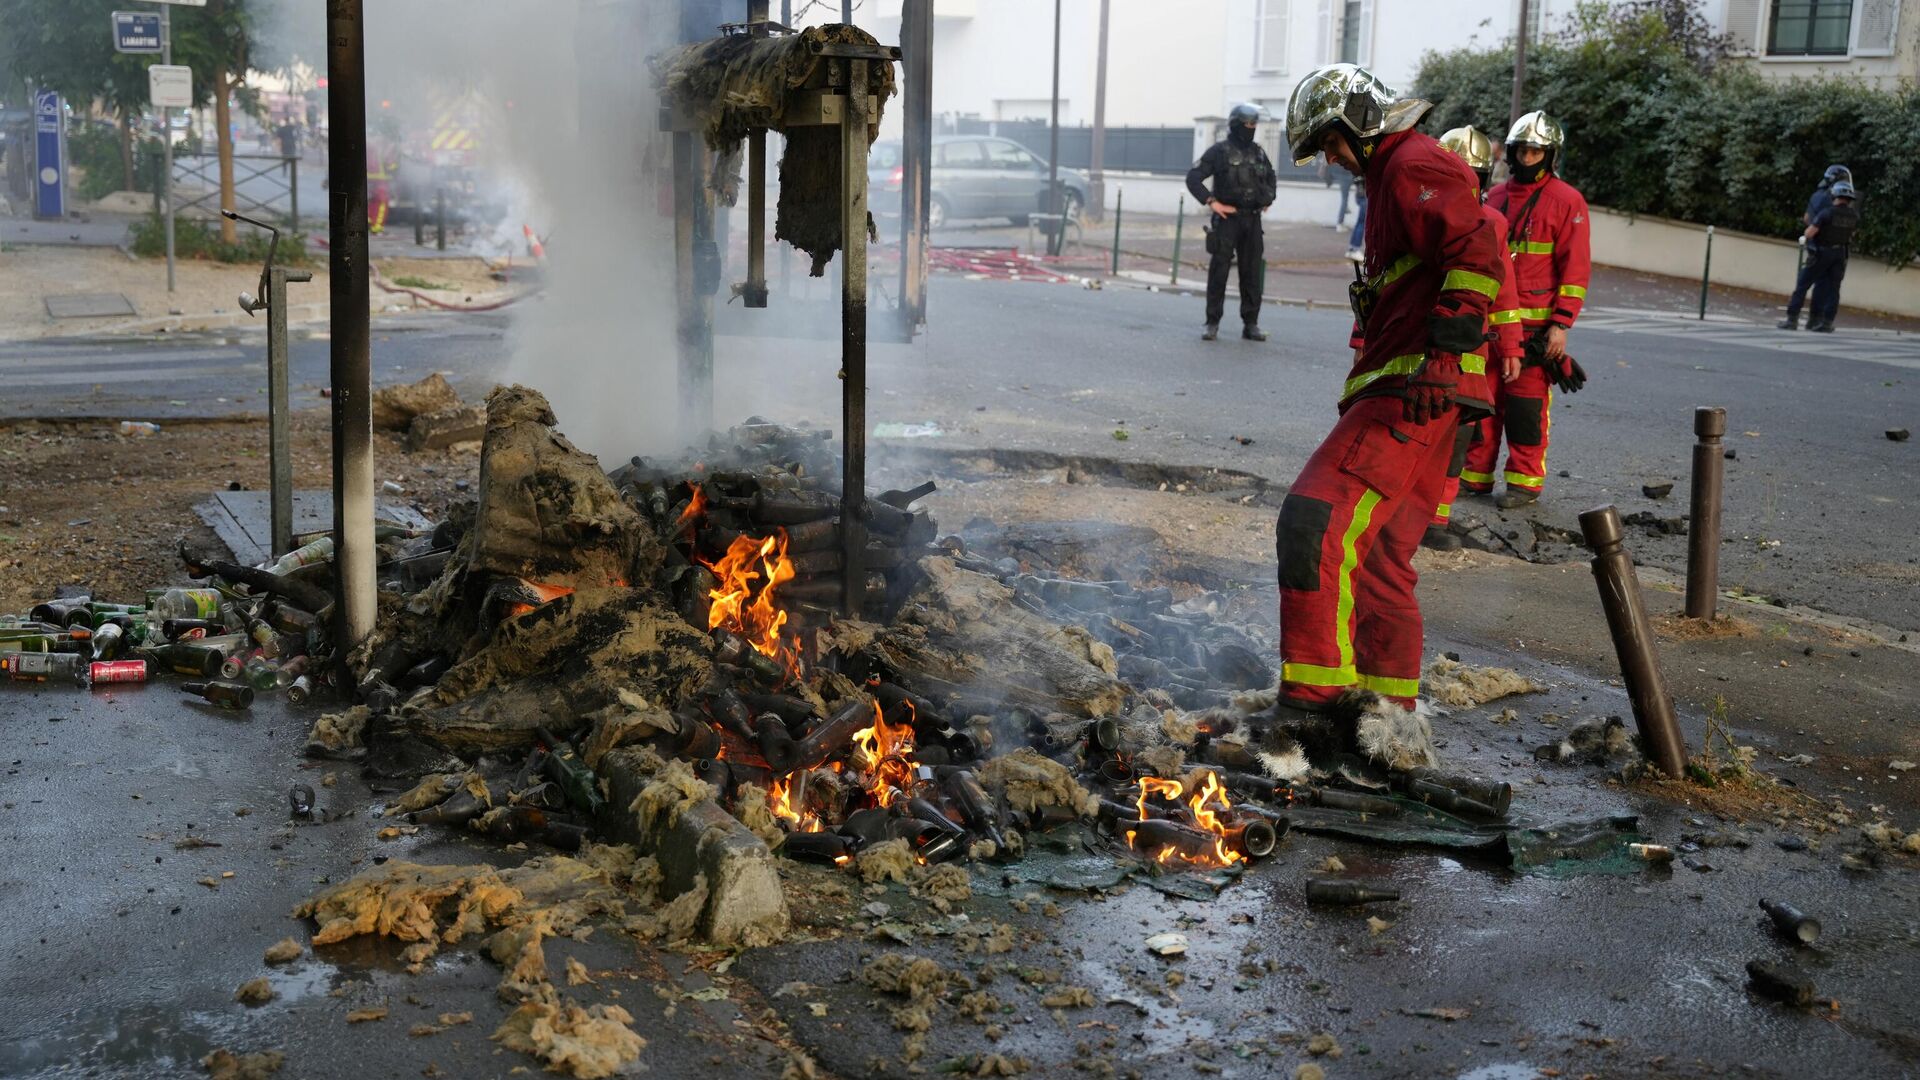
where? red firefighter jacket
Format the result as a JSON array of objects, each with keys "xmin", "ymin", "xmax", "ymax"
[
  {"xmin": 1355, "ymin": 201, "xmax": 1524, "ymax": 376},
  {"xmin": 1483, "ymin": 206, "xmax": 1526, "ymax": 361},
  {"xmin": 1485, "ymin": 173, "xmax": 1591, "ymax": 329},
  {"xmin": 1341, "ymin": 130, "xmax": 1506, "ymax": 413}
]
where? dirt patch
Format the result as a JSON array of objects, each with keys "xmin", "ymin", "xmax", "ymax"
[
  {"xmin": 1629, "ymin": 771, "xmax": 1823, "ymax": 822},
  {"xmin": 0, "ymin": 412, "xmax": 476, "ymax": 614},
  {"xmin": 1653, "ymin": 612, "xmax": 1760, "ymax": 641}
]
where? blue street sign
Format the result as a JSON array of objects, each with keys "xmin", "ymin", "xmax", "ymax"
[
  {"xmin": 113, "ymin": 11, "xmax": 163, "ymax": 53},
  {"xmin": 33, "ymin": 89, "xmax": 66, "ymax": 220}
]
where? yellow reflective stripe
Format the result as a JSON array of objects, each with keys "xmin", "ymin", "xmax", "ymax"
[
  {"xmin": 1504, "ymin": 470, "xmax": 1544, "ymax": 489},
  {"xmin": 1374, "ymin": 253, "xmax": 1421, "ymax": 288},
  {"xmin": 1558, "ymin": 284, "xmax": 1586, "ymax": 298},
  {"xmin": 1459, "ymin": 469, "xmax": 1495, "ymax": 484},
  {"xmin": 1433, "ymin": 502, "xmax": 1452, "ymax": 520},
  {"xmin": 1343, "ymin": 353, "xmax": 1426, "ymax": 399},
  {"xmin": 1335, "ymin": 490, "xmax": 1382, "ymax": 672},
  {"xmin": 1515, "ymin": 306, "xmax": 1553, "ymax": 320},
  {"xmin": 1488, "ymin": 309, "xmax": 1522, "ymax": 325},
  {"xmin": 1509, "ymin": 240, "xmax": 1554, "ymax": 254},
  {"xmin": 1442, "ymin": 268, "xmax": 1502, "ymax": 300},
  {"xmin": 1460, "ymin": 355, "xmax": 1486, "ymax": 375},
  {"xmin": 1282, "ymin": 661, "xmax": 1357, "ymax": 687},
  {"xmin": 1358, "ymin": 673, "xmax": 1421, "ymax": 698}
]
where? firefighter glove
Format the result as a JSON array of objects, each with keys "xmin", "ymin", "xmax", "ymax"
[
  {"xmin": 1405, "ymin": 353, "xmax": 1461, "ymax": 425},
  {"xmin": 1548, "ymin": 355, "xmax": 1587, "ymax": 394}
]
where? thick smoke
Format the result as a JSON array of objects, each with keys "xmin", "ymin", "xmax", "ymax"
[{"xmin": 255, "ymin": 0, "xmax": 682, "ymax": 460}]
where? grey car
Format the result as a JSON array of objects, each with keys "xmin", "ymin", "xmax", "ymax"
[{"xmin": 871, "ymin": 135, "xmax": 1088, "ymax": 229}]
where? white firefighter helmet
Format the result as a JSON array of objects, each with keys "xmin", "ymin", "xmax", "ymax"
[
  {"xmin": 1437, "ymin": 126, "xmax": 1495, "ymax": 172},
  {"xmin": 1505, "ymin": 111, "xmax": 1566, "ymax": 150},
  {"xmin": 1284, "ymin": 63, "xmax": 1432, "ymax": 166}
]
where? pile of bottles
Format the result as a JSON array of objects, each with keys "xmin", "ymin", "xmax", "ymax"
[{"xmin": 1, "ymin": 536, "xmax": 338, "ymax": 710}]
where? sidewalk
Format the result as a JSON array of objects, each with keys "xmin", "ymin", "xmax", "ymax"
[{"xmin": 0, "ymin": 244, "xmax": 522, "ymax": 341}]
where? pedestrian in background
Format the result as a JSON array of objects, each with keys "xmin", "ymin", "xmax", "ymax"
[
  {"xmin": 1321, "ymin": 158, "xmax": 1355, "ymax": 231},
  {"xmin": 1778, "ymin": 180, "xmax": 1860, "ymax": 333},
  {"xmin": 1345, "ymin": 176, "xmax": 1366, "ymax": 262},
  {"xmin": 1186, "ymin": 103, "xmax": 1278, "ymax": 342}
]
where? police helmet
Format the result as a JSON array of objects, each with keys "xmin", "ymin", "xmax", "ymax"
[
  {"xmin": 1228, "ymin": 103, "xmax": 1262, "ymax": 128},
  {"xmin": 1823, "ymin": 164, "xmax": 1852, "ymax": 185},
  {"xmin": 1831, "ymin": 180, "xmax": 1857, "ymax": 199},
  {"xmin": 1284, "ymin": 63, "xmax": 1431, "ymax": 166}
]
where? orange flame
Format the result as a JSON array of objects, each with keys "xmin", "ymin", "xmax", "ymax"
[
  {"xmin": 680, "ymin": 483, "xmax": 708, "ymax": 524},
  {"xmin": 851, "ymin": 700, "xmax": 916, "ymax": 809},
  {"xmin": 1128, "ymin": 769, "xmax": 1243, "ymax": 867},
  {"xmin": 505, "ymin": 580, "xmax": 578, "ymax": 619},
  {"xmin": 702, "ymin": 531, "xmax": 803, "ymax": 682},
  {"xmin": 768, "ymin": 776, "xmax": 822, "ymax": 833}
]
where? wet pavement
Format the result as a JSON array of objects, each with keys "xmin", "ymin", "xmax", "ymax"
[
  {"xmin": 3, "ymin": 604, "xmax": 1915, "ymax": 1077},
  {"xmin": 0, "ymin": 685, "xmax": 786, "ymax": 1079}
]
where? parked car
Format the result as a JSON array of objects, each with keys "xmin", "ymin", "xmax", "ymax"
[{"xmin": 870, "ymin": 135, "xmax": 1088, "ymax": 229}]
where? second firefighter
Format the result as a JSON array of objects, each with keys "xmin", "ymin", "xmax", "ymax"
[{"xmin": 1187, "ymin": 104, "xmax": 1279, "ymax": 342}]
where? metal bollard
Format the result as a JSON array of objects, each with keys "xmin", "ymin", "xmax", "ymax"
[
  {"xmin": 435, "ymin": 187, "xmax": 446, "ymax": 251},
  {"xmin": 1685, "ymin": 407, "xmax": 1726, "ymax": 619},
  {"xmin": 1170, "ymin": 197, "xmax": 1184, "ymax": 285},
  {"xmin": 1697, "ymin": 225, "xmax": 1713, "ymax": 320},
  {"xmin": 1579, "ymin": 505, "xmax": 1689, "ymax": 778},
  {"xmin": 1110, "ymin": 186, "xmax": 1123, "ymax": 275}
]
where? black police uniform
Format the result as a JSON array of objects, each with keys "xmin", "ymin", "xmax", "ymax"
[
  {"xmin": 1186, "ymin": 132, "xmax": 1278, "ymax": 330},
  {"xmin": 1792, "ymin": 199, "xmax": 1859, "ymax": 329}
]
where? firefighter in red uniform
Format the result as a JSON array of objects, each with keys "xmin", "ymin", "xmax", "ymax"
[
  {"xmin": 1277, "ymin": 65, "xmax": 1506, "ymax": 712},
  {"xmin": 1463, "ymin": 111, "xmax": 1590, "ymax": 509},
  {"xmin": 1423, "ymin": 125, "xmax": 1525, "ymax": 551},
  {"xmin": 366, "ymin": 135, "xmax": 398, "ymax": 235}
]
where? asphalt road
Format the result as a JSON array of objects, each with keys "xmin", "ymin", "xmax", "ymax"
[{"xmin": 6, "ymin": 276, "xmax": 1915, "ymax": 633}]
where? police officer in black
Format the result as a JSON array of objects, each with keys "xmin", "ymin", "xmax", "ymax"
[
  {"xmin": 1778, "ymin": 180, "xmax": 1860, "ymax": 333},
  {"xmin": 1187, "ymin": 104, "xmax": 1278, "ymax": 341}
]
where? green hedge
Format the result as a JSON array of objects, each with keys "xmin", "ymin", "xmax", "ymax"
[
  {"xmin": 130, "ymin": 212, "xmax": 308, "ymax": 265},
  {"xmin": 1412, "ymin": 9, "xmax": 1920, "ymax": 267}
]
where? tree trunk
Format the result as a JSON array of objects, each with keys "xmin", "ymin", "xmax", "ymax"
[
  {"xmin": 118, "ymin": 111, "xmax": 135, "ymax": 192},
  {"xmin": 215, "ymin": 65, "xmax": 236, "ymax": 244}
]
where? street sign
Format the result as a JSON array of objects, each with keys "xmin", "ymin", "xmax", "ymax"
[
  {"xmin": 112, "ymin": 11, "xmax": 162, "ymax": 53},
  {"xmin": 150, "ymin": 65, "xmax": 192, "ymax": 109},
  {"xmin": 33, "ymin": 89, "xmax": 66, "ymax": 220}
]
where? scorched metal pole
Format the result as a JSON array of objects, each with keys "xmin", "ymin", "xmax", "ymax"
[
  {"xmin": 841, "ymin": 59, "xmax": 870, "ymax": 617},
  {"xmin": 326, "ymin": 0, "xmax": 377, "ymax": 658}
]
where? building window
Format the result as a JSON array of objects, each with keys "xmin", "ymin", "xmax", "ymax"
[
  {"xmin": 1256, "ymin": 0, "xmax": 1289, "ymax": 72},
  {"xmin": 1768, "ymin": 0, "xmax": 1855, "ymax": 55}
]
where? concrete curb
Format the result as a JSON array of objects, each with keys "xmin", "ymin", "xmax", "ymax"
[
  {"xmin": 112, "ymin": 301, "xmax": 332, "ymax": 337},
  {"xmin": 597, "ymin": 747, "xmax": 789, "ymax": 946}
]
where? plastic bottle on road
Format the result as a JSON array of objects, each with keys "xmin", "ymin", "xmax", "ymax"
[
  {"xmin": 149, "ymin": 589, "xmax": 223, "ymax": 624},
  {"xmin": 260, "ymin": 536, "xmax": 334, "ymax": 576}
]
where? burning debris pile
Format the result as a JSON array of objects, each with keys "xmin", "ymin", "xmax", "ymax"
[{"xmin": 297, "ymin": 384, "xmax": 1614, "ymax": 935}]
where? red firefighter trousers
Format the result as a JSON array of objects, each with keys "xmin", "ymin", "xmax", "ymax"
[
  {"xmin": 1460, "ymin": 361, "xmax": 1551, "ymax": 494},
  {"xmin": 1278, "ymin": 395, "xmax": 1459, "ymax": 711}
]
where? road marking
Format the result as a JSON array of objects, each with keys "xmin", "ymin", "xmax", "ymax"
[{"xmin": 1577, "ymin": 312, "xmax": 1920, "ymax": 371}]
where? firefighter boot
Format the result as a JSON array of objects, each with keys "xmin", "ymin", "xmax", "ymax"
[
  {"xmin": 1420, "ymin": 524, "xmax": 1462, "ymax": 551},
  {"xmin": 1243, "ymin": 324, "xmax": 1269, "ymax": 342},
  {"xmin": 1494, "ymin": 488, "xmax": 1539, "ymax": 510},
  {"xmin": 1202, "ymin": 323, "xmax": 1220, "ymax": 341}
]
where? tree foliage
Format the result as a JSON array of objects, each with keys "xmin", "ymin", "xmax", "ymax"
[{"xmin": 1413, "ymin": 0, "xmax": 1920, "ymax": 266}]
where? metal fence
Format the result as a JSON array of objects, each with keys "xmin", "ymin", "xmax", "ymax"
[
  {"xmin": 946, "ymin": 120, "xmax": 1194, "ymax": 175},
  {"xmin": 169, "ymin": 151, "xmax": 303, "ymax": 232},
  {"xmin": 948, "ymin": 118, "xmax": 1324, "ymax": 183}
]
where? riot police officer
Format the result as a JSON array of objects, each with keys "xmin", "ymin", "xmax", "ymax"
[
  {"xmin": 1186, "ymin": 104, "xmax": 1278, "ymax": 341},
  {"xmin": 1779, "ymin": 180, "xmax": 1860, "ymax": 332}
]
